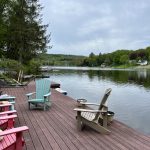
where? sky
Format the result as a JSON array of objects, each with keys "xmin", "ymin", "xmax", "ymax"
[{"xmin": 40, "ymin": 0, "xmax": 150, "ymax": 56}]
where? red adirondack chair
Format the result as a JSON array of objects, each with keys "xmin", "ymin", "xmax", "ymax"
[
  {"xmin": 0, "ymin": 110, "xmax": 17, "ymax": 130},
  {"xmin": 0, "ymin": 126, "xmax": 29, "ymax": 150},
  {"xmin": 0, "ymin": 103, "xmax": 17, "ymax": 130},
  {"xmin": 0, "ymin": 103, "xmax": 12, "ymax": 112}
]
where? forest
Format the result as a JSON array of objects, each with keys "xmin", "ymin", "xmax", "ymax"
[
  {"xmin": 36, "ymin": 46, "xmax": 150, "ymax": 68},
  {"xmin": 81, "ymin": 47, "xmax": 150, "ymax": 67},
  {"xmin": 37, "ymin": 53, "xmax": 85, "ymax": 66}
]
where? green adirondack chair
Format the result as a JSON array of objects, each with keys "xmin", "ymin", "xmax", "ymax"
[
  {"xmin": 26, "ymin": 79, "xmax": 51, "ymax": 111},
  {"xmin": 74, "ymin": 88, "xmax": 112, "ymax": 134}
]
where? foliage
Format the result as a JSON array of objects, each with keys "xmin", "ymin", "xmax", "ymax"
[
  {"xmin": 81, "ymin": 47, "xmax": 150, "ymax": 67},
  {"xmin": 120, "ymin": 54, "xmax": 129, "ymax": 65},
  {"xmin": 26, "ymin": 59, "xmax": 41, "ymax": 75},
  {"xmin": 0, "ymin": 57, "xmax": 41, "ymax": 79},
  {"xmin": 37, "ymin": 53, "xmax": 86, "ymax": 66},
  {"xmin": 0, "ymin": 58, "xmax": 25, "ymax": 81},
  {"xmin": 0, "ymin": 58, "xmax": 23, "ymax": 71},
  {"xmin": 0, "ymin": 0, "xmax": 50, "ymax": 64}
]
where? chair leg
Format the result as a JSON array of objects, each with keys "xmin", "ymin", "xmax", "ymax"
[
  {"xmin": 46, "ymin": 105, "xmax": 50, "ymax": 110},
  {"xmin": 76, "ymin": 111, "xmax": 81, "ymax": 130},
  {"xmin": 103, "ymin": 113, "xmax": 108, "ymax": 128},
  {"xmin": 28, "ymin": 103, "xmax": 30, "ymax": 110},
  {"xmin": 44, "ymin": 104, "xmax": 46, "ymax": 111},
  {"xmin": 77, "ymin": 118, "xmax": 82, "ymax": 131}
]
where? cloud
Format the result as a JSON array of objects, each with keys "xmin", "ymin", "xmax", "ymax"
[
  {"xmin": 40, "ymin": 0, "xmax": 150, "ymax": 55},
  {"xmin": 50, "ymin": 38, "xmax": 104, "ymax": 55},
  {"xmin": 77, "ymin": 17, "xmax": 116, "ymax": 37}
]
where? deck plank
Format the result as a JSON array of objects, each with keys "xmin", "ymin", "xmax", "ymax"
[{"xmin": 1, "ymin": 81, "xmax": 150, "ymax": 150}]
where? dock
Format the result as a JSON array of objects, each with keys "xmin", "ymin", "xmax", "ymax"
[{"xmin": 1, "ymin": 81, "xmax": 150, "ymax": 150}]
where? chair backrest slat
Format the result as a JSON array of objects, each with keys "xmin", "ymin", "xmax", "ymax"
[
  {"xmin": 36, "ymin": 79, "xmax": 51, "ymax": 99},
  {"xmin": 94, "ymin": 88, "xmax": 112, "ymax": 120}
]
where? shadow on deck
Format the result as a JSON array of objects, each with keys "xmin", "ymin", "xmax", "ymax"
[{"xmin": 2, "ymin": 81, "xmax": 150, "ymax": 150}]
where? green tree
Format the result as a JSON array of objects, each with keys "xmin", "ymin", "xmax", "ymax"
[
  {"xmin": 120, "ymin": 54, "xmax": 129, "ymax": 65},
  {"xmin": 0, "ymin": 0, "xmax": 12, "ymax": 57},
  {"xmin": 145, "ymin": 47, "xmax": 150, "ymax": 61},
  {"xmin": 1, "ymin": 0, "xmax": 50, "ymax": 64},
  {"xmin": 97, "ymin": 53, "xmax": 105, "ymax": 65},
  {"xmin": 88, "ymin": 52, "xmax": 98, "ymax": 66}
]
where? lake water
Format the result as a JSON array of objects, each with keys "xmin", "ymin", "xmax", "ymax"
[{"xmin": 45, "ymin": 67, "xmax": 150, "ymax": 135}]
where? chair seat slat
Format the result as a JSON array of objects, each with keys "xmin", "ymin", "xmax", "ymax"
[
  {"xmin": 1, "ymin": 133, "xmax": 16, "ymax": 149},
  {"xmin": 81, "ymin": 112, "xmax": 96, "ymax": 121}
]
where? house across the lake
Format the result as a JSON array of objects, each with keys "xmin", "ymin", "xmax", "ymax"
[{"xmin": 137, "ymin": 60, "xmax": 148, "ymax": 66}]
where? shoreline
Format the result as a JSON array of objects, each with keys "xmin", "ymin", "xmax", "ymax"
[
  {"xmin": 50, "ymin": 65, "xmax": 150, "ymax": 71},
  {"xmin": 132, "ymin": 64, "xmax": 150, "ymax": 69}
]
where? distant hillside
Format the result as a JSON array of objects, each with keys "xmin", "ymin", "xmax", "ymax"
[
  {"xmin": 37, "ymin": 53, "xmax": 86, "ymax": 66},
  {"xmin": 81, "ymin": 47, "xmax": 150, "ymax": 67}
]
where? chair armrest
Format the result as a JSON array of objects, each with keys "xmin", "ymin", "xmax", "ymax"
[
  {"xmin": 26, "ymin": 92, "xmax": 36, "ymax": 96},
  {"xmin": 74, "ymin": 108, "xmax": 107, "ymax": 113},
  {"xmin": 26, "ymin": 92, "xmax": 36, "ymax": 100},
  {"xmin": 0, "ymin": 103, "xmax": 12, "ymax": 107},
  {"xmin": 0, "ymin": 126, "xmax": 29, "ymax": 136},
  {"xmin": 6, "ymin": 96, "xmax": 15, "ymax": 99},
  {"xmin": 0, "ymin": 114, "xmax": 17, "ymax": 120},
  {"xmin": 0, "ymin": 96, "xmax": 16, "ymax": 100},
  {"xmin": 44, "ymin": 92, "xmax": 51, "ymax": 97},
  {"xmin": 0, "ymin": 110, "xmax": 17, "ymax": 115},
  {"xmin": 80, "ymin": 102, "xmax": 100, "ymax": 106}
]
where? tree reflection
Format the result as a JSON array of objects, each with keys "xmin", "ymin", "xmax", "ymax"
[
  {"xmin": 48, "ymin": 68, "xmax": 150, "ymax": 89},
  {"xmin": 86, "ymin": 69, "xmax": 150, "ymax": 89}
]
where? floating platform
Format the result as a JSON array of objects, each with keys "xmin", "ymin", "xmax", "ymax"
[
  {"xmin": 50, "ymin": 82, "xmax": 60, "ymax": 89},
  {"xmin": 55, "ymin": 88, "xmax": 67, "ymax": 95},
  {"xmin": 1, "ymin": 82, "xmax": 150, "ymax": 150}
]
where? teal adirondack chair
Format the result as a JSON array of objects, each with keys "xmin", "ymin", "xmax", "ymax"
[{"xmin": 26, "ymin": 79, "xmax": 51, "ymax": 111}]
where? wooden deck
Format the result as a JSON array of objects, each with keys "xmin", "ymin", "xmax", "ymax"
[{"xmin": 2, "ymin": 81, "xmax": 150, "ymax": 150}]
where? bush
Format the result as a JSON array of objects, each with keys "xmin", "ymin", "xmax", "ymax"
[
  {"xmin": 0, "ymin": 59, "xmax": 24, "ymax": 79},
  {"xmin": 27, "ymin": 59, "xmax": 41, "ymax": 75}
]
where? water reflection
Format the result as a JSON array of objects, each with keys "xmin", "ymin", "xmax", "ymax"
[
  {"xmin": 46, "ymin": 68, "xmax": 150, "ymax": 135},
  {"xmin": 50, "ymin": 69, "xmax": 150, "ymax": 89}
]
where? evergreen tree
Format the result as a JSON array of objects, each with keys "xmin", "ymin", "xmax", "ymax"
[
  {"xmin": 0, "ymin": 0, "xmax": 12, "ymax": 56},
  {"xmin": 2, "ymin": 0, "xmax": 50, "ymax": 64}
]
